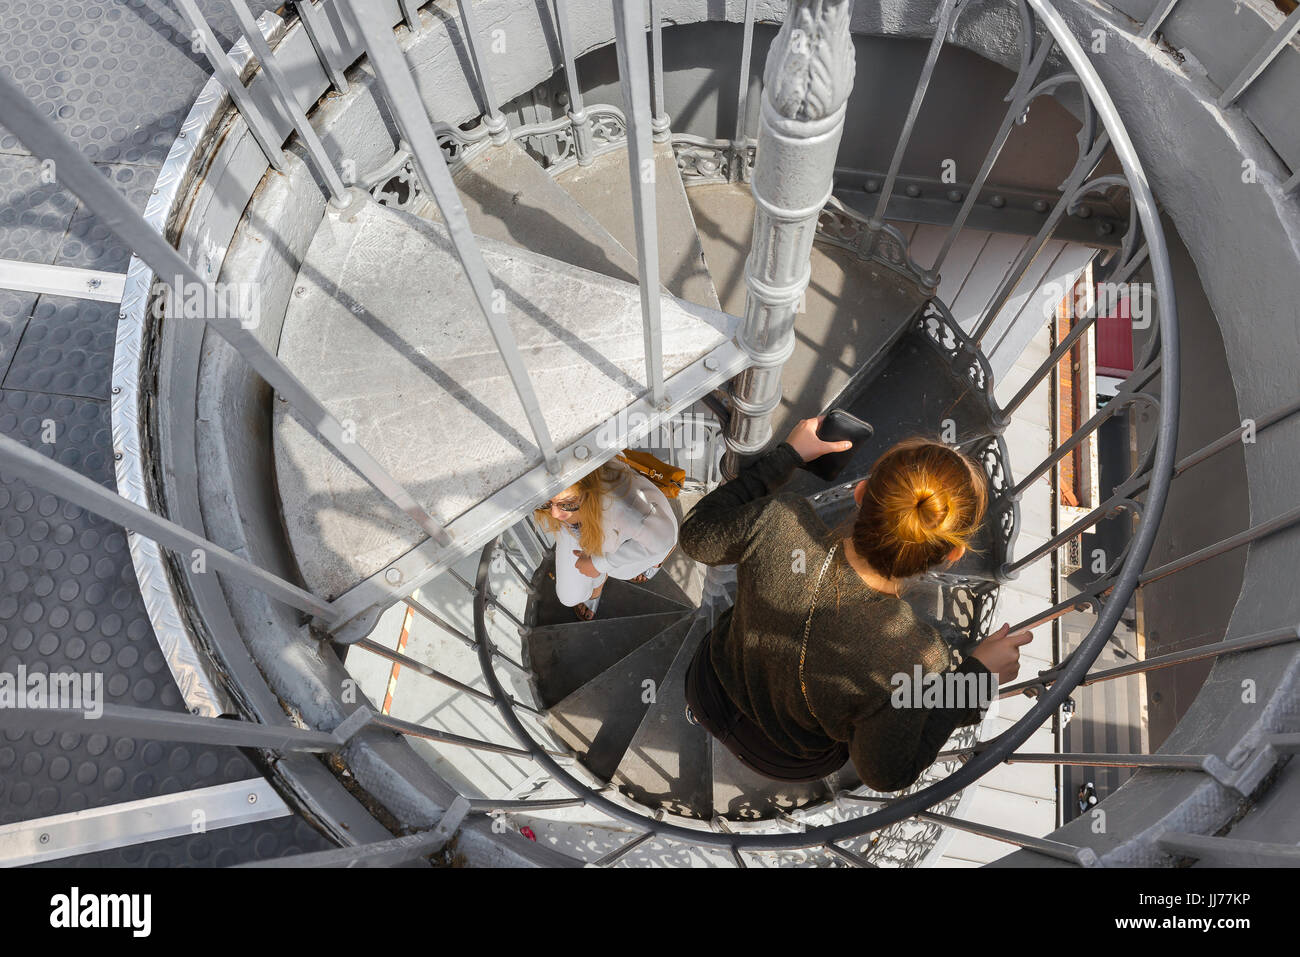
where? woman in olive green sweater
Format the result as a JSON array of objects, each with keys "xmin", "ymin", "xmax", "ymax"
[{"xmin": 680, "ymin": 417, "xmax": 1031, "ymax": 791}]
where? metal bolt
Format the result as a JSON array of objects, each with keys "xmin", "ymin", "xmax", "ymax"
[
  {"xmin": 384, "ymin": 567, "xmax": 402, "ymax": 584},
  {"xmin": 247, "ymin": 792, "xmax": 258, "ymax": 805},
  {"xmin": 87, "ymin": 277, "xmax": 101, "ymax": 289},
  {"xmin": 113, "ymin": 451, "xmax": 122, "ymax": 461},
  {"xmin": 40, "ymin": 833, "xmax": 49, "ymax": 844},
  {"xmin": 989, "ymin": 194, "xmax": 1006, "ymax": 208},
  {"xmin": 574, "ymin": 445, "xmax": 590, "ymax": 460},
  {"xmin": 294, "ymin": 285, "xmax": 307, "ymax": 298},
  {"xmin": 703, "ymin": 356, "xmax": 718, "ymax": 371},
  {"xmin": 112, "ymin": 386, "xmax": 121, "ymax": 395},
  {"xmin": 863, "ymin": 179, "xmax": 880, "ymax": 193},
  {"xmin": 1032, "ymin": 199, "xmax": 1049, "ymax": 213},
  {"xmin": 904, "ymin": 184, "xmax": 921, "ymax": 198}
]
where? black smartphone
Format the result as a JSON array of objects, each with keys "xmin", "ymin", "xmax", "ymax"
[{"xmin": 800, "ymin": 409, "xmax": 873, "ymax": 482}]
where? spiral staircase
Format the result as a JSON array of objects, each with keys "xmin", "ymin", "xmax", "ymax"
[{"xmin": 0, "ymin": 0, "xmax": 1297, "ymax": 869}]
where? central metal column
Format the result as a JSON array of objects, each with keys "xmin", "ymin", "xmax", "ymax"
[{"xmin": 721, "ymin": 0, "xmax": 856, "ymax": 477}]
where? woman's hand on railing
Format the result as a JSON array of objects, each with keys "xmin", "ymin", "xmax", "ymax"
[
  {"xmin": 786, "ymin": 416, "xmax": 853, "ymax": 463},
  {"xmin": 970, "ymin": 624, "xmax": 1033, "ymax": 684}
]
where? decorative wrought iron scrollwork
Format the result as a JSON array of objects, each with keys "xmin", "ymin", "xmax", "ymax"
[
  {"xmin": 814, "ymin": 196, "xmax": 930, "ymax": 287},
  {"xmin": 673, "ymin": 134, "xmax": 756, "ymax": 186}
]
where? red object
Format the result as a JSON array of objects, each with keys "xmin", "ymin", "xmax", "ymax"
[
  {"xmin": 520, "ymin": 826, "xmax": 536, "ymax": 841},
  {"xmin": 1095, "ymin": 295, "xmax": 1134, "ymax": 378}
]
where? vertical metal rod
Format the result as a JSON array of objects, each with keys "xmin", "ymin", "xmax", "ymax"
[
  {"xmin": 1217, "ymin": 6, "xmax": 1300, "ymax": 107},
  {"xmin": 929, "ymin": 36, "xmax": 1056, "ymax": 276},
  {"xmin": 453, "ymin": 0, "xmax": 509, "ymax": 143},
  {"xmin": 971, "ymin": 135, "xmax": 1110, "ymax": 345},
  {"xmin": 173, "ymin": 0, "xmax": 286, "ymax": 170},
  {"xmin": 0, "ymin": 433, "xmax": 336, "ymax": 620},
  {"xmin": 996, "ymin": 246, "xmax": 1146, "ymax": 422},
  {"xmin": 553, "ymin": 0, "xmax": 595, "ymax": 165},
  {"xmin": 872, "ymin": 0, "xmax": 963, "ymax": 225},
  {"xmin": 228, "ymin": 0, "xmax": 349, "ymax": 202},
  {"xmin": 1139, "ymin": 0, "xmax": 1182, "ymax": 40},
  {"xmin": 613, "ymin": 0, "xmax": 665, "ymax": 408},
  {"xmin": 337, "ymin": 0, "xmax": 562, "ymax": 473},
  {"xmin": 648, "ymin": 0, "xmax": 670, "ymax": 141},
  {"xmin": 295, "ymin": 0, "xmax": 351, "ymax": 93},
  {"xmin": 399, "ymin": 0, "xmax": 422, "ymax": 32},
  {"xmin": 734, "ymin": 0, "xmax": 757, "ymax": 146},
  {"xmin": 0, "ymin": 67, "xmax": 453, "ymax": 546}
]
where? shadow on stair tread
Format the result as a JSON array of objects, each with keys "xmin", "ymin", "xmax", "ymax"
[
  {"xmin": 547, "ymin": 615, "xmax": 695, "ymax": 782},
  {"xmin": 784, "ymin": 327, "xmax": 1003, "ymax": 582},
  {"xmin": 554, "ymin": 140, "xmax": 722, "ymax": 312},
  {"xmin": 528, "ymin": 554, "xmax": 693, "ymax": 628},
  {"xmin": 425, "ymin": 137, "xmax": 642, "ymax": 285},
  {"xmin": 612, "ymin": 612, "xmax": 714, "ymax": 819},
  {"xmin": 683, "ymin": 181, "xmax": 928, "ymax": 441},
  {"xmin": 525, "ymin": 609, "xmax": 692, "ymax": 707},
  {"xmin": 711, "ymin": 737, "xmax": 840, "ymax": 821}
]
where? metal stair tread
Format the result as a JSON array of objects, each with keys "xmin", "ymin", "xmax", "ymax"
[
  {"xmin": 611, "ymin": 612, "xmax": 715, "ymax": 819},
  {"xmin": 271, "ymin": 200, "xmax": 729, "ymax": 598},
  {"xmin": 423, "ymin": 137, "xmax": 643, "ymax": 285},
  {"xmin": 546, "ymin": 615, "xmax": 695, "ymax": 782},
  {"xmin": 525, "ymin": 609, "xmax": 691, "ymax": 706},
  {"xmin": 528, "ymin": 555, "xmax": 698, "ymax": 627},
  {"xmin": 792, "ymin": 327, "xmax": 1004, "ymax": 583},
  {"xmin": 710, "ymin": 736, "xmax": 841, "ymax": 821},
  {"xmin": 554, "ymin": 139, "xmax": 722, "ymax": 312},
  {"xmin": 683, "ymin": 181, "xmax": 928, "ymax": 442}
]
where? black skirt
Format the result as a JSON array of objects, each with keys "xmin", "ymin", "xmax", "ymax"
[{"xmin": 684, "ymin": 608, "xmax": 849, "ymax": 783}]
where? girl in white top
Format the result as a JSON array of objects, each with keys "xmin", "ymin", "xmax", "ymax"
[{"xmin": 534, "ymin": 460, "xmax": 679, "ymax": 620}]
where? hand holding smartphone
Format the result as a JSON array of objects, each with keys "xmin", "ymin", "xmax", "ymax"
[{"xmin": 798, "ymin": 409, "xmax": 873, "ymax": 482}]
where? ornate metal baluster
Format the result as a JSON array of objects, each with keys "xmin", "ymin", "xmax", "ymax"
[
  {"xmin": 722, "ymin": 0, "xmax": 856, "ymax": 477},
  {"xmin": 554, "ymin": 0, "xmax": 596, "ymax": 166},
  {"xmin": 649, "ymin": 0, "xmax": 670, "ymax": 141}
]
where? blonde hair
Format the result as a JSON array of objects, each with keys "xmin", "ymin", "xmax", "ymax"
[
  {"xmin": 851, "ymin": 438, "xmax": 987, "ymax": 580},
  {"xmin": 534, "ymin": 463, "xmax": 628, "ymax": 556}
]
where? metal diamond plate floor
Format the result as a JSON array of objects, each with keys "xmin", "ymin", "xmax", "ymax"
[{"xmin": 0, "ymin": 0, "xmax": 333, "ymax": 864}]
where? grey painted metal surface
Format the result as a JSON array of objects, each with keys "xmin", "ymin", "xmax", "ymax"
[
  {"xmin": 15, "ymin": 0, "xmax": 1284, "ymax": 868},
  {"xmin": 613, "ymin": 0, "xmax": 667, "ymax": 407},
  {"xmin": 340, "ymin": 0, "xmax": 562, "ymax": 476},
  {"xmin": 0, "ymin": 778, "xmax": 291, "ymax": 867}
]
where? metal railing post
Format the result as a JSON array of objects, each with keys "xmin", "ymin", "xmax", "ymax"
[
  {"xmin": 336, "ymin": 0, "xmax": 562, "ymax": 474},
  {"xmin": 648, "ymin": 0, "xmax": 670, "ymax": 141},
  {"xmin": 453, "ymin": 0, "xmax": 510, "ymax": 144},
  {"xmin": 730, "ymin": 0, "xmax": 758, "ymax": 182},
  {"xmin": 553, "ymin": 0, "xmax": 595, "ymax": 165},
  {"xmin": 173, "ymin": 0, "xmax": 286, "ymax": 170},
  {"xmin": 721, "ymin": 0, "xmax": 855, "ymax": 477},
  {"xmin": 295, "ymin": 0, "xmax": 351, "ymax": 93},
  {"xmin": 228, "ymin": 0, "xmax": 349, "ymax": 203},
  {"xmin": 613, "ymin": 0, "xmax": 665, "ymax": 408}
]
